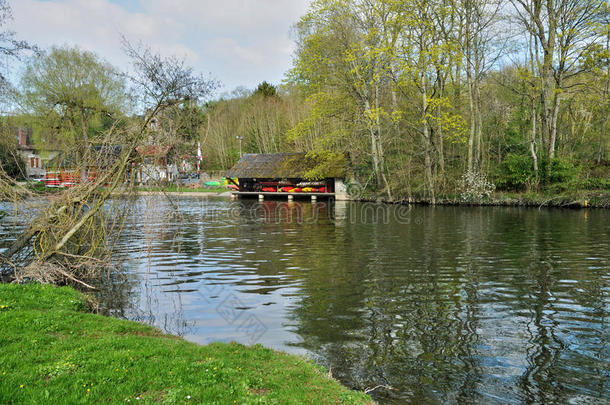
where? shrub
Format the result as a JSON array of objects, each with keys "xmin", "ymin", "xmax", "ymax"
[
  {"xmin": 541, "ymin": 157, "xmax": 581, "ymax": 190},
  {"xmin": 495, "ymin": 153, "xmax": 536, "ymax": 191},
  {"xmin": 0, "ymin": 143, "xmax": 26, "ymax": 179},
  {"xmin": 459, "ymin": 170, "xmax": 496, "ymax": 202},
  {"xmin": 581, "ymin": 176, "xmax": 610, "ymax": 190},
  {"xmin": 549, "ymin": 157, "xmax": 580, "ymax": 183}
]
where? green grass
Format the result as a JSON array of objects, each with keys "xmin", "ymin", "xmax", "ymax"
[
  {"xmin": 138, "ymin": 186, "xmax": 227, "ymax": 194},
  {"xmin": 0, "ymin": 284, "xmax": 372, "ymax": 404}
]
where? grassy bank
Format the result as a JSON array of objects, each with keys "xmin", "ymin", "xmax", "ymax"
[
  {"xmin": 482, "ymin": 190, "xmax": 610, "ymax": 208},
  {"xmin": 138, "ymin": 186, "xmax": 227, "ymax": 194},
  {"xmin": 381, "ymin": 190, "xmax": 610, "ymax": 208},
  {"xmin": 0, "ymin": 284, "xmax": 371, "ymax": 404}
]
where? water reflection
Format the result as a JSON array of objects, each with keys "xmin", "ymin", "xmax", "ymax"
[
  {"xmin": 108, "ymin": 199, "xmax": 609, "ymax": 403},
  {"xmin": 2, "ymin": 197, "xmax": 608, "ymax": 403}
]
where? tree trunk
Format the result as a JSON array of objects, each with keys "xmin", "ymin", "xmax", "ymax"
[
  {"xmin": 599, "ymin": 126, "xmax": 605, "ymax": 164},
  {"xmin": 421, "ymin": 73, "xmax": 435, "ymax": 204},
  {"xmin": 467, "ymin": 73, "xmax": 475, "ymax": 171},
  {"xmin": 365, "ymin": 98, "xmax": 383, "ymax": 191},
  {"xmin": 80, "ymin": 120, "xmax": 90, "ymax": 184},
  {"xmin": 601, "ymin": 32, "xmax": 610, "ymax": 164},
  {"xmin": 540, "ymin": 1, "xmax": 557, "ymax": 160},
  {"xmin": 374, "ymin": 83, "xmax": 392, "ymax": 200},
  {"xmin": 436, "ymin": 68, "xmax": 445, "ymax": 177},
  {"xmin": 528, "ymin": 30, "xmax": 539, "ymax": 176},
  {"xmin": 530, "ymin": 97, "xmax": 539, "ymax": 183},
  {"xmin": 474, "ymin": 79, "xmax": 483, "ymax": 169},
  {"xmin": 465, "ymin": 11, "xmax": 475, "ymax": 173},
  {"xmin": 548, "ymin": 79, "xmax": 561, "ymax": 159}
]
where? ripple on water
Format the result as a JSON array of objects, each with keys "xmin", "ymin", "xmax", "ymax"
[{"xmin": 2, "ymin": 198, "xmax": 609, "ymax": 404}]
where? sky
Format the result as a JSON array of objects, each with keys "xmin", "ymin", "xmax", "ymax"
[{"xmin": 7, "ymin": 0, "xmax": 311, "ymax": 96}]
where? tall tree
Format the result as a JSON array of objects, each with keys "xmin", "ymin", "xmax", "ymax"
[
  {"xmin": 509, "ymin": 0, "xmax": 607, "ymax": 160},
  {"xmin": 459, "ymin": 0, "xmax": 503, "ymax": 171},
  {"xmin": 20, "ymin": 46, "xmax": 126, "ymax": 182}
]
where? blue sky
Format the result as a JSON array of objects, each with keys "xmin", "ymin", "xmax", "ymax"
[{"xmin": 9, "ymin": 0, "xmax": 311, "ymax": 96}]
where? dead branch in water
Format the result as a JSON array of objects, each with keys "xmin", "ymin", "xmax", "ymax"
[{"xmin": 364, "ymin": 384, "xmax": 395, "ymax": 394}]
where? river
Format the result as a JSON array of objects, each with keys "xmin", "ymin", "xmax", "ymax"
[{"xmin": 2, "ymin": 196, "xmax": 609, "ymax": 403}]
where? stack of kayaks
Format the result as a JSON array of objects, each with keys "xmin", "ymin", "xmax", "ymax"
[
  {"xmin": 43, "ymin": 172, "xmax": 60, "ymax": 188},
  {"xmin": 279, "ymin": 186, "xmax": 327, "ymax": 193}
]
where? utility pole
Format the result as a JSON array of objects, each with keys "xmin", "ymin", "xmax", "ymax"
[{"xmin": 236, "ymin": 136, "xmax": 244, "ymax": 157}]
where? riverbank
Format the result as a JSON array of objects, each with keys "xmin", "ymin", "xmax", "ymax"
[
  {"xmin": 0, "ymin": 283, "xmax": 372, "ymax": 404},
  {"xmin": 137, "ymin": 191, "xmax": 232, "ymax": 198},
  {"xmin": 10, "ymin": 183, "xmax": 609, "ymax": 208},
  {"xmin": 389, "ymin": 190, "xmax": 610, "ymax": 208},
  {"xmin": 143, "ymin": 188, "xmax": 609, "ymax": 209},
  {"xmin": 137, "ymin": 186, "xmax": 227, "ymax": 194}
]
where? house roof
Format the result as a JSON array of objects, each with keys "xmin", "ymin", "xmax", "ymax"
[
  {"xmin": 45, "ymin": 145, "xmax": 126, "ymax": 169},
  {"xmin": 136, "ymin": 145, "xmax": 172, "ymax": 157},
  {"xmin": 226, "ymin": 153, "xmax": 345, "ymax": 179}
]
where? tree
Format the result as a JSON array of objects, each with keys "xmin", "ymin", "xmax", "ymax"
[
  {"xmin": 458, "ymin": 0, "xmax": 504, "ymax": 171},
  {"xmin": 0, "ymin": 119, "xmax": 25, "ymax": 179},
  {"xmin": 1, "ymin": 40, "xmax": 219, "ymax": 287},
  {"xmin": 290, "ymin": 0, "xmax": 398, "ymax": 198},
  {"xmin": 254, "ymin": 81, "xmax": 278, "ymax": 97},
  {"xmin": 20, "ymin": 46, "xmax": 126, "ymax": 182},
  {"xmin": 509, "ymin": 0, "xmax": 608, "ymax": 161},
  {"xmin": 0, "ymin": 0, "xmax": 36, "ymax": 106},
  {"xmin": 188, "ymin": 0, "xmax": 608, "ymax": 200}
]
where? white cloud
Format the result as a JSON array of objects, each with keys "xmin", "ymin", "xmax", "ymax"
[
  {"xmin": 211, "ymin": 37, "xmax": 265, "ymax": 67},
  {"xmin": 146, "ymin": 0, "xmax": 308, "ymax": 34},
  {"xmin": 7, "ymin": 0, "xmax": 311, "ymax": 92}
]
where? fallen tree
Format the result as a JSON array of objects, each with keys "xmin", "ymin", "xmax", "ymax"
[{"xmin": 0, "ymin": 39, "xmax": 219, "ymax": 288}]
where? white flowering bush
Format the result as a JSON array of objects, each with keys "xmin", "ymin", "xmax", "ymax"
[{"xmin": 459, "ymin": 170, "xmax": 496, "ymax": 202}]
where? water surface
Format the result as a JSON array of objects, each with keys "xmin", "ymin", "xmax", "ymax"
[{"xmin": 1, "ymin": 196, "xmax": 608, "ymax": 403}]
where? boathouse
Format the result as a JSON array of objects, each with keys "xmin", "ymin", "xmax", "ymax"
[{"xmin": 226, "ymin": 153, "xmax": 349, "ymax": 200}]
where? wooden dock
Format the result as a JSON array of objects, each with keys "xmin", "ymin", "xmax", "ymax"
[{"xmin": 231, "ymin": 191, "xmax": 335, "ymax": 201}]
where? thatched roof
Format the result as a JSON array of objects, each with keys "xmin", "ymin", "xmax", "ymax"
[{"xmin": 226, "ymin": 153, "xmax": 345, "ymax": 179}]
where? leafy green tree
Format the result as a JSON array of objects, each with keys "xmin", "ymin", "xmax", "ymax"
[
  {"xmin": 509, "ymin": 0, "xmax": 608, "ymax": 160},
  {"xmin": 289, "ymin": 0, "xmax": 397, "ymax": 196},
  {"xmin": 20, "ymin": 46, "xmax": 126, "ymax": 182},
  {"xmin": 254, "ymin": 81, "xmax": 277, "ymax": 97},
  {"xmin": 0, "ymin": 120, "xmax": 25, "ymax": 179},
  {"xmin": 0, "ymin": 0, "xmax": 36, "ymax": 107},
  {"xmin": 171, "ymin": 0, "xmax": 609, "ymax": 200}
]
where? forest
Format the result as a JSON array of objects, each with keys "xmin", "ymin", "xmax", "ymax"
[
  {"xmin": 202, "ymin": 0, "xmax": 609, "ymax": 202},
  {"xmin": 1, "ymin": 0, "xmax": 609, "ymax": 204}
]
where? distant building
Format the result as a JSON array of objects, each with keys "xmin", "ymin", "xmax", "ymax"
[
  {"xmin": 135, "ymin": 145, "xmax": 179, "ymax": 184},
  {"xmin": 15, "ymin": 128, "xmax": 59, "ymax": 179},
  {"xmin": 226, "ymin": 153, "xmax": 349, "ymax": 200}
]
